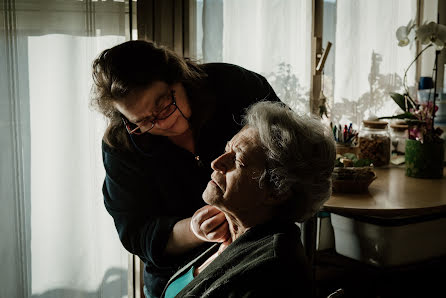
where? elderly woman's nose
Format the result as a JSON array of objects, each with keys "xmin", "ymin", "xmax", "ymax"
[{"xmin": 211, "ymin": 153, "xmax": 230, "ymax": 172}]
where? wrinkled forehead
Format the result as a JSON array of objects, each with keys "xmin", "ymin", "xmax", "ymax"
[{"xmin": 229, "ymin": 126, "xmax": 266, "ymax": 160}]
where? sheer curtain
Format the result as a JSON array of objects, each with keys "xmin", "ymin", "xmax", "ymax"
[
  {"xmin": 324, "ymin": 0, "xmax": 418, "ymax": 126},
  {"xmin": 1, "ymin": 1, "xmax": 129, "ymax": 297},
  {"xmin": 199, "ymin": 0, "xmax": 418, "ymax": 122},
  {"xmin": 199, "ymin": 0, "xmax": 312, "ymax": 113}
]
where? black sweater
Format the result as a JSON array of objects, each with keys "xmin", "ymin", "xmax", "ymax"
[{"xmin": 102, "ymin": 63, "xmax": 280, "ymax": 297}]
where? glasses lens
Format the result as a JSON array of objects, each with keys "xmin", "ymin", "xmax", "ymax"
[
  {"xmin": 126, "ymin": 122, "xmax": 143, "ymax": 135},
  {"xmin": 157, "ymin": 103, "xmax": 177, "ymax": 120},
  {"xmin": 122, "ymin": 91, "xmax": 176, "ymax": 135}
]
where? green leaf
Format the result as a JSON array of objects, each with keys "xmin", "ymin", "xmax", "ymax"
[
  {"xmin": 379, "ymin": 112, "xmax": 417, "ymax": 120},
  {"xmin": 390, "ymin": 92, "xmax": 416, "ymax": 112},
  {"xmin": 343, "ymin": 153, "xmax": 358, "ymax": 161},
  {"xmin": 405, "ymin": 119, "xmax": 425, "ymax": 126},
  {"xmin": 334, "ymin": 158, "xmax": 344, "ymax": 167},
  {"xmin": 390, "ymin": 92, "xmax": 406, "ymax": 111},
  {"xmin": 353, "ymin": 158, "xmax": 373, "ymax": 167}
]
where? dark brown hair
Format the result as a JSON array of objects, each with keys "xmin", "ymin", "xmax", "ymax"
[{"xmin": 90, "ymin": 40, "xmax": 206, "ymax": 150}]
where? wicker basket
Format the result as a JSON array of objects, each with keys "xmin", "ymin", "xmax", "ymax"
[{"xmin": 332, "ymin": 167, "xmax": 376, "ymax": 193}]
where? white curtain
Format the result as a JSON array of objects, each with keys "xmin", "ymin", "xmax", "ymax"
[
  {"xmin": 1, "ymin": 1, "xmax": 129, "ymax": 297},
  {"xmin": 199, "ymin": 0, "xmax": 419, "ymax": 123},
  {"xmin": 327, "ymin": 0, "xmax": 418, "ymax": 125},
  {"xmin": 200, "ymin": 0, "xmax": 312, "ymax": 114}
]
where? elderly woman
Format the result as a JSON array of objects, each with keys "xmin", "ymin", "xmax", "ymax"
[{"xmin": 161, "ymin": 101, "xmax": 336, "ymax": 297}]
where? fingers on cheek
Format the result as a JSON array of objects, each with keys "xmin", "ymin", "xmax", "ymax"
[
  {"xmin": 214, "ymin": 211, "xmax": 226, "ymax": 222},
  {"xmin": 207, "ymin": 222, "xmax": 229, "ymax": 241},
  {"xmin": 216, "ymin": 221, "xmax": 229, "ymax": 237},
  {"xmin": 202, "ymin": 211, "xmax": 226, "ymax": 230},
  {"xmin": 203, "ymin": 205, "xmax": 221, "ymax": 218},
  {"xmin": 206, "ymin": 232, "xmax": 219, "ymax": 241},
  {"xmin": 195, "ymin": 206, "xmax": 219, "ymax": 223},
  {"xmin": 200, "ymin": 218, "xmax": 217, "ymax": 233},
  {"xmin": 193, "ymin": 210, "xmax": 209, "ymax": 225},
  {"xmin": 191, "ymin": 215, "xmax": 202, "ymax": 230}
]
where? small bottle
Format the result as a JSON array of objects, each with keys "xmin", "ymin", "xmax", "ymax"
[{"xmin": 358, "ymin": 120, "xmax": 391, "ymax": 167}]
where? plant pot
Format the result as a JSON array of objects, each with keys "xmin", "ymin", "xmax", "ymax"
[{"xmin": 405, "ymin": 139, "xmax": 444, "ymax": 178}]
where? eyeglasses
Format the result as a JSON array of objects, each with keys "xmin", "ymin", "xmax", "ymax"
[{"xmin": 122, "ymin": 90, "xmax": 178, "ymax": 135}]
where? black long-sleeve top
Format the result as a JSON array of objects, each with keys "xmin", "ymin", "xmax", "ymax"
[{"xmin": 102, "ymin": 63, "xmax": 280, "ymax": 297}]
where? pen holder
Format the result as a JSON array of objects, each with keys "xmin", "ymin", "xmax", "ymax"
[{"xmin": 336, "ymin": 143, "xmax": 360, "ymax": 156}]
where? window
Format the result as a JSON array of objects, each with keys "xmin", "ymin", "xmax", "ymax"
[
  {"xmin": 323, "ymin": 0, "xmax": 418, "ymax": 126},
  {"xmin": 195, "ymin": 0, "xmax": 442, "ymax": 130},
  {"xmin": 1, "ymin": 1, "xmax": 134, "ymax": 296},
  {"xmin": 197, "ymin": 0, "xmax": 312, "ymax": 113}
]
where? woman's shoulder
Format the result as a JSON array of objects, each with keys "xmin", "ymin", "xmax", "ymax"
[
  {"xmin": 229, "ymin": 221, "xmax": 302, "ymax": 259},
  {"xmin": 200, "ymin": 62, "xmax": 250, "ymax": 74},
  {"xmin": 251, "ymin": 222, "xmax": 310, "ymax": 278},
  {"xmin": 243, "ymin": 221, "xmax": 307, "ymax": 266},
  {"xmin": 211, "ymin": 222, "xmax": 309, "ymax": 296},
  {"xmin": 199, "ymin": 62, "xmax": 280, "ymax": 107},
  {"xmin": 102, "ymin": 140, "xmax": 135, "ymax": 159},
  {"xmin": 101, "ymin": 133, "xmax": 168, "ymax": 158},
  {"xmin": 101, "ymin": 140, "xmax": 143, "ymax": 175},
  {"xmin": 101, "ymin": 139, "xmax": 156, "ymax": 171},
  {"xmin": 200, "ymin": 62, "xmax": 267, "ymax": 85}
]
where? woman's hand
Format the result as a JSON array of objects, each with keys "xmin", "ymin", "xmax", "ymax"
[
  {"xmin": 164, "ymin": 205, "xmax": 229, "ymax": 256},
  {"xmin": 190, "ymin": 205, "xmax": 229, "ymax": 243}
]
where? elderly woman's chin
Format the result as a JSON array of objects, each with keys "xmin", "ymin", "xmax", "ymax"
[{"xmin": 202, "ymin": 180, "xmax": 222, "ymax": 206}]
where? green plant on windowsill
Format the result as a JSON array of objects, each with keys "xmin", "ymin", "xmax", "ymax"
[
  {"xmin": 379, "ymin": 20, "xmax": 445, "ymax": 178},
  {"xmin": 379, "ymin": 20, "xmax": 445, "ymax": 144}
]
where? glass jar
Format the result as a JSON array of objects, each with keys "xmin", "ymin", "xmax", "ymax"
[
  {"xmin": 358, "ymin": 120, "xmax": 391, "ymax": 167},
  {"xmin": 389, "ymin": 123, "xmax": 408, "ymax": 156}
]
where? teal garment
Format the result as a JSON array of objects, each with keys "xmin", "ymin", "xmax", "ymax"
[{"xmin": 165, "ymin": 266, "xmax": 195, "ymax": 298}]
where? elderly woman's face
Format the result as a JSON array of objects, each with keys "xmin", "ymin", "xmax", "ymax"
[{"xmin": 202, "ymin": 127, "xmax": 269, "ymax": 215}]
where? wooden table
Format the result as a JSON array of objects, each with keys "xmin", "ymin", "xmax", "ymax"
[
  {"xmin": 304, "ymin": 166, "xmax": 446, "ymax": 266},
  {"xmin": 316, "ymin": 167, "xmax": 446, "ymax": 296},
  {"xmin": 324, "ymin": 167, "xmax": 446, "ymax": 218}
]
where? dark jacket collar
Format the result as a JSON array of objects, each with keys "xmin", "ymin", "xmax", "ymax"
[{"xmin": 161, "ymin": 219, "xmax": 300, "ymax": 297}]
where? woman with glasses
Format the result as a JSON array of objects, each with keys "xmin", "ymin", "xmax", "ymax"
[{"xmin": 90, "ymin": 40, "xmax": 280, "ymax": 298}]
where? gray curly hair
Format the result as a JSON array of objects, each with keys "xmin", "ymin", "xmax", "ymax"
[{"xmin": 242, "ymin": 101, "xmax": 336, "ymax": 222}]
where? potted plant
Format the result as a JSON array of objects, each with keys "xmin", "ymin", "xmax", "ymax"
[{"xmin": 380, "ymin": 20, "xmax": 445, "ymax": 178}]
